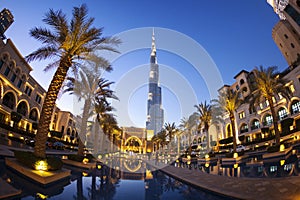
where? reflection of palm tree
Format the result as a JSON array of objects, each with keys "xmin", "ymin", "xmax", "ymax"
[
  {"xmin": 73, "ymin": 173, "xmax": 87, "ymax": 200},
  {"xmin": 248, "ymin": 66, "xmax": 291, "ymax": 146},
  {"xmin": 25, "ymin": 4, "xmax": 120, "ymax": 158}
]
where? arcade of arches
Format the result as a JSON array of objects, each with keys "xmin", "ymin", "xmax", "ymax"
[{"xmin": 120, "ymin": 127, "xmax": 148, "ymax": 154}]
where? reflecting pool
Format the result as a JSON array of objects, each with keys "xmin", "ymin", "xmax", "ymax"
[
  {"xmin": 174, "ymin": 154, "xmax": 300, "ymax": 178},
  {"xmin": 0, "ymin": 158, "xmax": 235, "ymax": 200}
]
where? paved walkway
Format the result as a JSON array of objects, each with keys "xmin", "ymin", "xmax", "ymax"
[{"xmin": 146, "ymin": 160, "xmax": 300, "ymax": 200}]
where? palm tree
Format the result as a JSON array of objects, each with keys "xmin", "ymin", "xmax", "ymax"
[
  {"xmin": 249, "ymin": 66, "xmax": 291, "ymax": 146},
  {"xmin": 175, "ymin": 129, "xmax": 183, "ymax": 157},
  {"xmin": 164, "ymin": 122, "xmax": 176, "ymax": 152},
  {"xmin": 179, "ymin": 113, "xmax": 198, "ymax": 154},
  {"xmin": 25, "ymin": 4, "xmax": 120, "ymax": 158},
  {"xmin": 64, "ymin": 69, "xmax": 117, "ymax": 156},
  {"xmin": 194, "ymin": 101, "xmax": 212, "ymax": 153},
  {"xmin": 213, "ymin": 89, "xmax": 241, "ymax": 153}
]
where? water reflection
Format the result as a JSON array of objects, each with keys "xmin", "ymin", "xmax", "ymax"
[
  {"xmin": 1, "ymin": 158, "xmax": 232, "ymax": 199},
  {"xmin": 174, "ymin": 154, "xmax": 300, "ymax": 178}
]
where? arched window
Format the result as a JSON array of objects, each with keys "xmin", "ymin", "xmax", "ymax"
[
  {"xmin": 17, "ymin": 101, "xmax": 28, "ymax": 116},
  {"xmin": 240, "ymin": 123, "xmax": 248, "ymax": 133},
  {"xmin": 291, "ymin": 100, "xmax": 300, "ymax": 115},
  {"xmin": 2, "ymin": 92, "xmax": 15, "ymax": 109},
  {"xmin": 193, "ymin": 139, "xmax": 197, "ymax": 144},
  {"xmin": 29, "ymin": 109, "xmax": 38, "ymax": 121},
  {"xmin": 251, "ymin": 119, "xmax": 260, "ymax": 130},
  {"xmin": 278, "ymin": 107, "xmax": 288, "ymax": 120},
  {"xmin": 226, "ymin": 124, "xmax": 232, "ymax": 137},
  {"xmin": 263, "ymin": 114, "xmax": 273, "ymax": 126},
  {"xmin": 198, "ymin": 137, "xmax": 201, "ymax": 144},
  {"xmin": 67, "ymin": 128, "xmax": 71, "ymax": 135},
  {"xmin": 240, "ymin": 79, "xmax": 245, "ymax": 85}
]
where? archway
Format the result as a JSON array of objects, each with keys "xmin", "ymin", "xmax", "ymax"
[{"xmin": 124, "ymin": 136, "xmax": 143, "ymax": 153}]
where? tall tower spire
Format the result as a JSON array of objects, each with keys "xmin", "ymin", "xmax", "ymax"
[
  {"xmin": 146, "ymin": 28, "xmax": 164, "ymax": 136},
  {"xmin": 150, "ymin": 28, "xmax": 157, "ymax": 64}
]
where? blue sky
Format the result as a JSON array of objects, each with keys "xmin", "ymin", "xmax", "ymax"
[{"xmin": 1, "ymin": 0, "xmax": 287, "ymax": 127}]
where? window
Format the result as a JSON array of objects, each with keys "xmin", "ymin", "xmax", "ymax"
[
  {"xmin": 291, "ymin": 101, "xmax": 300, "ymax": 114},
  {"xmin": 29, "ymin": 109, "xmax": 38, "ymax": 121},
  {"xmin": 284, "ymin": 5, "xmax": 300, "ymax": 26},
  {"xmin": 291, "ymin": 43, "xmax": 295, "ymax": 48},
  {"xmin": 290, "ymin": 84, "xmax": 295, "ymax": 93},
  {"xmin": 239, "ymin": 111, "xmax": 245, "ymax": 119},
  {"xmin": 17, "ymin": 80, "xmax": 22, "ymax": 88},
  {"xmin": 10, "ymin": 73, "xmax": 16, "ymax": 83},
  {"xmin": 35, "ymin": 94, "xmax": 42, "ymax": 104},
  {"xmin": 236, "ymin": 85, "xmax": 240, "ymax": 91},
  {"xmin": 0, "ymin": 60, "xmax": 3, "ymax": 69},
  {"xmin": 2, "ymin": 92, "xmax": 15, "ymax": 109},
  {"xmin": 24, "ymin": 86, "xmax": 32, "ymax": 96},
  {"xmin": 278, "ymin": 108, "xmax": 288, "ymax": 120},
  {"xmin": 240, "ymin": 79, "xmax": 245, "ymax": 85},
  {"xmin": 251, "ymin": 119, "xmax": 260, "ymax": 130},
  {"xmin": 17, "ymin": 101, "xmax": 28, "ymax": 116},
  {"xmin": 264, "ymin": 114, "xmax": 273, "ymax": 126},
  {"xmin": 240, "ymin": 124, "xmax": 248, "ymax": 133},
  {"xmin": 4, "ymin": 67, "xmax": 10, "ymax": 76},
  {"xmin": 284, "ymin": 34, "xmax": 289, "ymax": 39}
]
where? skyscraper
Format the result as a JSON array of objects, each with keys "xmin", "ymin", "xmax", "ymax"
[{"xmin": 146, "ymin": 30, "xmax": 164, "ymax": 135}]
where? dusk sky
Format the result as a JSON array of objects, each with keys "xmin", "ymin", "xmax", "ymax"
[{"xmin": 1, "ymin": 1, "xmax": 287, "ymax": 128}]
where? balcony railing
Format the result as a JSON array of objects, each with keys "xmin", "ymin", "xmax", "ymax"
[{"xmin": 0, "ymin": 120, "xmax": 36, "ymax": 138}]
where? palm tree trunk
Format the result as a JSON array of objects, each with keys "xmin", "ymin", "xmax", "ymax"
[
  {"xmin": 188, "ymin": 129, "xmax": 191, "ymax": 154},
  {"xmin": 177, "ymin": 135, "xmax": 180, "ymax": 157},
  {"xmin": 34, "ymin": 64, "xmax": 69, "ymax": 158},
  {"xmin": 230, "ymin": 115, "xmax": 237, "ymax": 153},
  {"xmin": 269, "ymin": 98, "xmax": 280, "ymax": 145},
  {"xmin": 93, "ymin": 119, "xmax": 100, "ymax": 154},
  {"xmin": 205, "ymin": 124, "xmax": 210, "ymax": 153},
  {"xmin": 78, "ymin": 98, "xmax": 91, "ymax": 156}
]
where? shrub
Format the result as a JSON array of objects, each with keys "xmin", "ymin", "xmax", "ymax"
[
  {"xmin": 68, "ymin": 153, "xmax": 95, "ymax": 163},
  {"xmin": 14, "ymin": 150, "xmax": 63, "ymax": 171},
  {"xmin": 266, "ymin": 145, "xmax": 280, "ymax": 153}
]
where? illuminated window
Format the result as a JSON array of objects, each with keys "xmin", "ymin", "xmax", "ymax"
[
  {"xmin": 278, "ymin": 108, "xmax": 288, "ymax": 120},
  {"xmin": 239, "ymin": 111, "xmax": 245, "ymax": 119},
  {"xmin": 291, "ymin": 101, "xmax": 300, "ymax": 114},
  {"xmin": 290, "ymin": 84, "xmax": 295, "ymax": 93}
]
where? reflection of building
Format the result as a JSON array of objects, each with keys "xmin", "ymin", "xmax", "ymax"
[
  {"xmin": 146, "ymin": 30, "xmax": 164, "ymax": 135},
  {"xmin": 268, "ymin": 0, "xmax": 300, "ymax": 65},
  {"xmin": 121, "ymin": 126, "xmax": 147, "ymax": 154}
]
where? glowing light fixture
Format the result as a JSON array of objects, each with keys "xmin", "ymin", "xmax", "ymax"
[
  {"xmin": 82, "ymin": 158, "xmax": 89, "ymax": 164},
  {"xmin": 205, "ymin": 154, "xmax": 209, "ymax": 159},
  {"xmin": 234, "ymin": 163, "xmax": 238, "ymax": 169},
  {"xmin": 205, "ymin": 163, "xmax": 209, "ymax": 168},
  {"xmin": 280, "ymin": 144, "xmax": 285, "ymax": 152},
  {"xmin": 233, "ymin": 153, "xmax": 238, "ymax": 159},
  {"xmin": 35, "ymin": 160, "xmax": 48, "ymax": 171},
  {"xmin": 280, "ymin": 160, "xmax": 285, "ymax": 166},
  {"xmin": 36, "ymin": 193, "xmax": 48, "ymax": 199}
]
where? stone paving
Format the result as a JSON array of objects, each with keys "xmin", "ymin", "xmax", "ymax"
[{"xmin": 146, "ymin": 160, "xmax": 300, "ymax": 200}]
